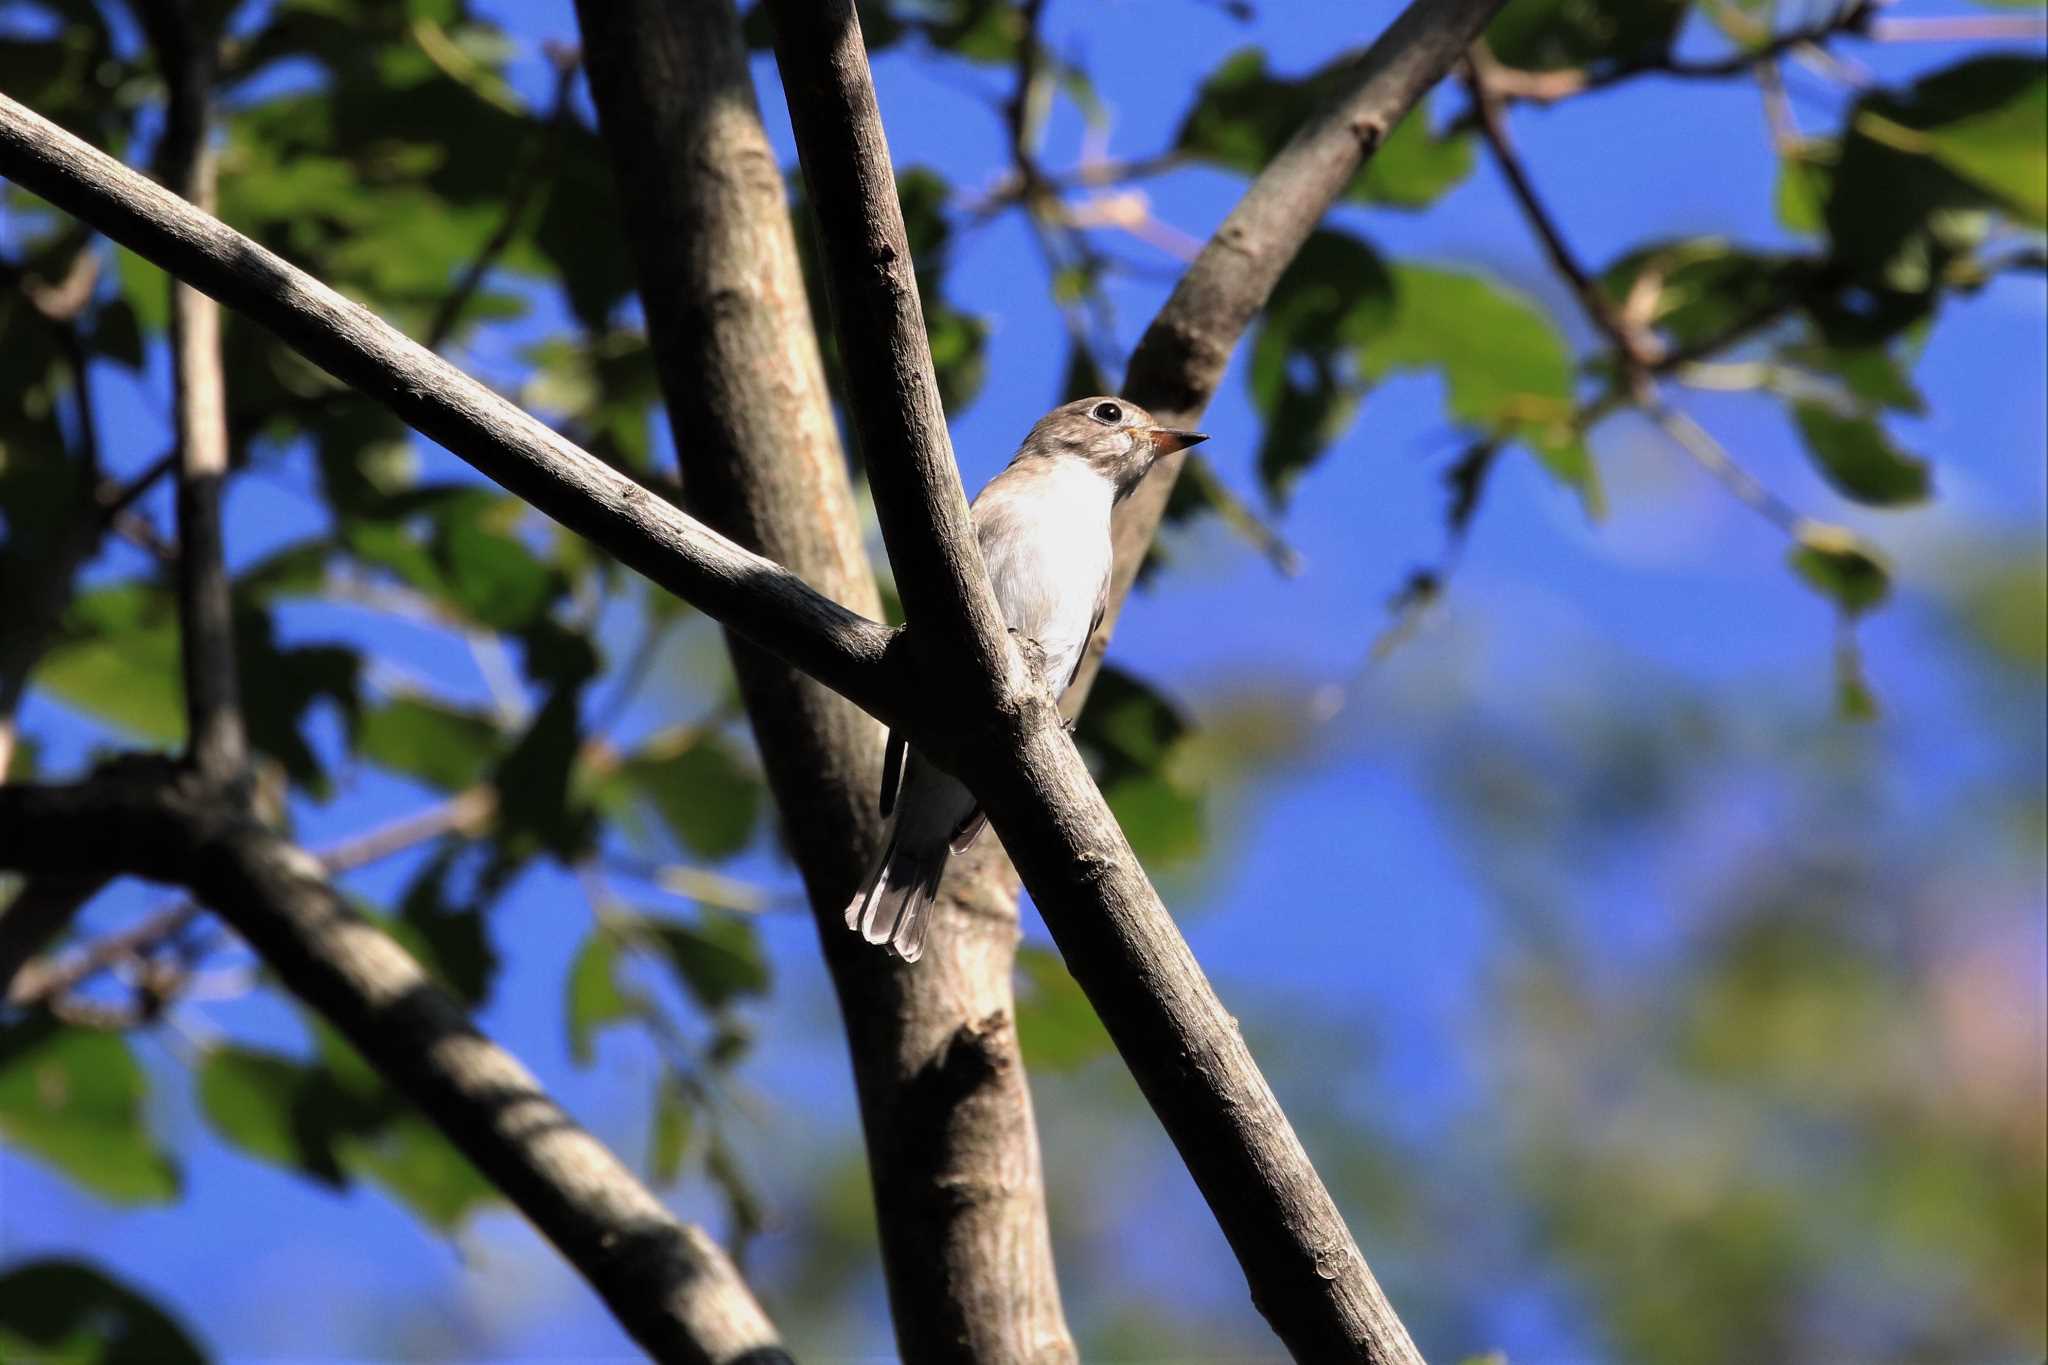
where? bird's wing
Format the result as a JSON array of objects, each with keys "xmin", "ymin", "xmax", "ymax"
[
  {"xmin": 878, "ymin": 728, "xmax": 907, "ymax": 816},
  {"xmin": 1064, "ymin": 583, "xmax": 1108, "ymax": 696}
]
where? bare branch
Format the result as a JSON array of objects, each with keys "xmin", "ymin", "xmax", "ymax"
[
  {"xmin": 0, "ymin": 773, "xmax": 790, "ymax": 1365},
  {"xmin": 0, "ymin": 90, "xmax": 905, "ymax": 728},
  {"xmin": 140, "ymin": 0, "xmax": 248, "ymax": 786}
]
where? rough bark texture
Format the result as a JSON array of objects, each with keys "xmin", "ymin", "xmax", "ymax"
[
  {"xmin": 765, "ymin": 3, "xmax": 1428, "ymax": 1357},
  {"xmin": 0, "ymin": 90, "xmax": 904, "ymax": 728},
  {"xmin": 575, "ymin": 3, "xmax": 1073, "ymax": 1358},
  {"xmin": 0, "ymin": 775, "xmax": 788, "ymax": 1365}
]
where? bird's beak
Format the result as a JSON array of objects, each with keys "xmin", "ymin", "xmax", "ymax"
[{"xmin": 1145, "ymin": 427, "xmax": 1208, "ymax": 454}]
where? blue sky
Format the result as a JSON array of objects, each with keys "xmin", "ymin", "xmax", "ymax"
[{"xmin": 4, "ymin": 1, "xmax": 2044, "ymax": 1360}]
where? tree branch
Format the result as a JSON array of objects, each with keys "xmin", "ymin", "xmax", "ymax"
[
  {"xmin": 140, "ymin": 0, "xmax": 247, "ymax": 786},
  {"xmin": 1090, "ymin": 0, "xmax": 1512, "ymax": 707},
  {"xmin": 766, "ymin": 4, "xmax": 1436, "ymax": 1358},
  {"xmin": 0, "ymin": 90, "xmax": 905, "ymax": 730},
  {"xmin": 574, "ymin": 2, "xmax": 1073, "ymax": 1355},
  {"xmin": 766, "ymin": 2, "xmax": 1022, "ymax": 714},
  {"xmin": 0, "ymin": 773, "xmax": 790, "ymax": 1365}
]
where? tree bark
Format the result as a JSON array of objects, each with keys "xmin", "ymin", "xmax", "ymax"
[
  {"xmin": 0, "ymin": 774, "xmax": 789, "ymax": 1365},
  {"xmin": 574, "ymin": 3, "xmax": 1073, "ymax": 1357},
  {"xmin": 765, "ymin": 4, "xmax": 1431, "ymax": 1357}
]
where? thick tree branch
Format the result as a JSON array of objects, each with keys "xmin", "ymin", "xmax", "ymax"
[
  {"xmin": 766, "ymin": 4, "xmax": 1430, "ymax": 1359},
  {"xmin": 0, "ymin": 91, "xmax": 904, "ymax": 730},
  {"xmin": 574, "ymin": 3, "xmax": 1073, "ymax": 1357},
  {"xmin": 0, "ymin": 773, "xmax": 789, "ymax": 1365}
]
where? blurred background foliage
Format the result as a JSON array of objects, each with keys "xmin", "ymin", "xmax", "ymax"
[{"xmin": 0, "ymin": 0, "xmax": 2041, "ymax": 1360}]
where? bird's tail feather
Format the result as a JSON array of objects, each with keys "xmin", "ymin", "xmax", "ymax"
[{"xmin": 843, "ymin": 832, "xmax": 949, "ymax": 963}]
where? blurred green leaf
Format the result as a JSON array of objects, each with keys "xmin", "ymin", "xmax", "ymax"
[
  {"xmin": 0, "ymin": 1016, "xmax": 178, "ymax": 1205},
  {"xmin": 648, "ymin": 1075, "xmax": 694, "ymax": 1185},
  {"xmin": 356, "ymin": 696, "xmax": 501, "ymax": 791},
  {"xmin": 1790, "ymin": 531, "xmax": 1891, "ymax": 615},
  {"xmin": 1361, "ymin": 264, "xmax": 1593, "ymax": 500},
  {"xmin": 0, "ymin": 1259, "xmax": 207, "ymax": 1365},
  {"xmin": 491, "ymin": 684, "xmax": 593, "ymax": 861},
  {"xmin": 36, "ymin": 583, "xmax": 184, "ymax": 741},
  {"xmin": 338, "ymin": 1111, "xmax": 496, "ymax": 1230},
  {"xmin": 619, "ymin": 737, "xmax": 761, "ymax": 861},
  {"xmin": 194, "ymin": 1045, "xmax": 347, "ymax": 1187},
  {"xmin": 392, "ymin": 848, "xmax": 499, "ymax": 1006},
  {"xmin": 1244, "ymin": 230, "xmax": 1391, "ymax": 501},
  {"xmin": 1791, "ymin": 403, "xmax": 1932, "ymax": 506},
  {"xmin": 1486, "ymin": 0, "xmax": 1689, "ymax": 70},
  {"xmin": 565, "ymin": 929, "xmax": 638, "ymax": 1066},
  {"xmin": 1827, "ymin": 58, "xmax": 2043, "ymax": 298},
  {"xmin": 1178, "ymin": 51, "xmax": 1473, "ymax": 208},
  {"xmin": 1014, "ymin": 946, "xmax": 1112, "ymax": 1071},
  {"xmin": 640, "ymin": 912, "xmax": 771, "ymax": 1012}
]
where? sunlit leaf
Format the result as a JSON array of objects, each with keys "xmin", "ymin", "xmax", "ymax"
[
  {"xmin": 1790, "ymin": 529, "xmax": 1891, "ymax": 615},
  {"xmin": 356, "ymin": 696, "xmax": 501, "ymax": 791},
  {"xmin": 1791, "ymin": 403, "xmax": 1932, "ymax": 506},
  {"xmin": 565, "ymin": 929, "xmax": 637, "ymax": 1066},
  {"xmin": 0, "ymin": 1016, "xmax": 178, "ymax": 1205}
]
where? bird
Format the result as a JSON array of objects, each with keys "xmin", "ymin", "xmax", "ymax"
[{"xmin": 844, "ymin": 396, "xmax": 1207, "ymax": 963}]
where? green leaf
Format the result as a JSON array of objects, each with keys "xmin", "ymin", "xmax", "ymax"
[
  {"xmin": 1827, "ymin": 58, "xmax": 2043, "ymax": 292},
  {"xmin": 1243, "ymin": 230, "xmax": 1392, "ymax": 501},
  {"xmin": 338, "ymin": 1111, "xmax": 496, "ymax": 1230},
  {"xmin": 648, "ymin": 1075, "xmax": 694, "ymax": 1185},
  {"xmin": 621, "ymin": 737, "xmax": 761, "ymax": 861},
  {"xmin": 356, "ymin": 696, "xmax": 501, "ymax": 791},
  {"xmin": 640, "ymin": 912, "xmax": 770, "ymax": 1012},
  {"xmin": 1791, "ymin": 404, "xmax": 1932, "ymax": 506},
  {"xmin": 1779, "ymin": 339, "xmax": 1926, "ymax": 415},
  {"xmin": 565, "ymin": 929, "xmax": 637, "ymax": 1066},
  {"xmin": 1079, "ymin": 664, "xmax": 1190, "ymax": 787},
  {"xmin": 490, "ymin": 684, "xmax": 593, "ymax": 861},
  {"xmin": 1014, "ymin": 946, "xmax": 1112, "ymax": 1071},
  {"xmin": 1359, "ymin": 265, "xmax": 1591, "ymax": 500},
  {"xmin": 194, "ymin": 1045, "xmax": 347, "ymax": 1186},
  {"xmin": 1178, "ymin": 52, "xmax": 1472, "ymax": 208},
  {"xmin": 1789, "ymin": 530, "xmax": 1892, "ymax": 616},
  {"xmin": 113, "ymin": 245, "xmax": 169, "ymax": 333},
  {"xmin": 0, "ymin": 1016, "xmax": 178, "ymax": 1204},
  {"xmin": 392, "ymin": 849, "xmax": 499, "ymax": 1006},
  {"xmin": 1485, "ymin": 0, "xmax": 1689, "ymax": 70},
  {"xmin": 36, "ymin": 583, "xmax": 184, "ymax": 742},
  {"xmin": 1916, "ymin": 71, "xmax": 2047, "ymax": 224},
  {"xmin": 1105, "ymin": 772, "xmax": 1206, "ymax": 868},
  {"xmin": 0, "ymin": 1260, "xmax": 208, "ymax": 1365}
]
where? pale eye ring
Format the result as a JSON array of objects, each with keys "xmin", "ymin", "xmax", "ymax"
[{"xmin": 1091, "ymin": 401, "xmax": 1123, "ymax": 424}]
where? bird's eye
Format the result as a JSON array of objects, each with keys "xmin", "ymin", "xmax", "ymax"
[{"xmin": 1091, "ymin": 401, "xmax": 1123, "ymax": 424}]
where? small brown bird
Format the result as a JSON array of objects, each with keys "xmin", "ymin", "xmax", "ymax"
[{"xmin": 844, "ymin": 397, "xmax": 1207, "ymax": 962}]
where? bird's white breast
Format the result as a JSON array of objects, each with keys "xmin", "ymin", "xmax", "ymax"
[{"xmin": 972, "ymin": 458, "xmax": 1116, "ymax": 686}]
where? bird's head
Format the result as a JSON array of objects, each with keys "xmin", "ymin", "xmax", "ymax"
[{"xmin": 1014, "ymin": 396, "xmax": 1207, "ymax": 497}]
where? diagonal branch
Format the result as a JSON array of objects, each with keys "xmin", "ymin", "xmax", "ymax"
[
  {"xmin": 573, "ymin": 0, "xmax": 1073, "ymax": 1357},
  {"xmin": 0, "ymin": 773, "xmax": 788, "ymax": 1365},
  {"xmin": 1086, "ymin": 0, "xmax": 1513, "ymax": 708},
  {"xmin": 0, "ymin": 89, "xmax": 905, "ymax": 729},
  {"xmin": 765, "ymin": 3, "xmax": 1438, "ymax": 1359}
]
